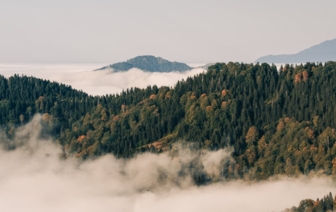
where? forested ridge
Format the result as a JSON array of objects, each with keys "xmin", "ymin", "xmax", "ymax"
[{"xmin": 2, "ymin": 62, "xmax": 336, "ymax": 180}]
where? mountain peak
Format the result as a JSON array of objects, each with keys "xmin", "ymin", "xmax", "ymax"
[
  {"xmin": 256, "ymin": 39, "xmax": 336, "ymax": 63},
  {"xmin": 96, "ymin": 55, "xmax": 192, "ymax": 72}
]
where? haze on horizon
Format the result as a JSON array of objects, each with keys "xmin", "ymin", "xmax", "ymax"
[{"xmin": 1, "ymin": 0, "xmax": 336, "ymax": 64}]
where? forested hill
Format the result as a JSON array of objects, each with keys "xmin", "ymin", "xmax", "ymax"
[
  {"xmin": 283, "ymin": 192, "xmax": 335, "ymax": 212},
  {"xmin": 2, "ymin": 62, "xmax": 336, "ymax": 181},
  {"xmin": 95, "ymin": 55, "xmax": 192, "ymax": 72}
]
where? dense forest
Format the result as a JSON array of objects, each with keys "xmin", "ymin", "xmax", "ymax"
[
  {"xmin": 1, "ymin": 62, "xmax": 336, "ymax": 181},
  {"xmin": 284, "ymin": 192, "xmax": 336, "ymax": 212}
]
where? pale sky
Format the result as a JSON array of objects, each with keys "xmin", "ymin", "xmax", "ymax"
[{"xmin": 1, "ymin": 0, "xmax": 335, "ymax": 63}]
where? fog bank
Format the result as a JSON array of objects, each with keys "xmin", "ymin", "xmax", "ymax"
[
  {"xmin": 0, "ymin": 63, "xmax": 205, "ymax": 96},
  {"xmin": 0, "ymin": 116, "xmax": 336, "ymax": 212}
]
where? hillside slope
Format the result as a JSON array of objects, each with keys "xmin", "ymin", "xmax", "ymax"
[{"xmin": 2, "ymin": 62, "xmax": 336, "ymax": 182}]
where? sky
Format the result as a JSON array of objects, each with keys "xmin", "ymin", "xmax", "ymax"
[{"xmin": 1, "ymin": 0, "xmax": 336, "ymax": 64}]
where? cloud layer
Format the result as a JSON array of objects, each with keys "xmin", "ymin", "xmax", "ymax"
[
  {"xmin": 0, "ymin": 63, "xmax": 205, "ymax": 96},
  {"xmin": 1, "ymin": 116, "xmax": 336, "ymax": 212}
]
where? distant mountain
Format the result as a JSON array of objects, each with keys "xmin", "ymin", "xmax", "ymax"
[
  {"xmin": 96, "ymin": 55, "xmax": 192, "ymax": 72},
  {"xmin": 256, "ymin": 39, "xmax": 336, "ymax": 63}
]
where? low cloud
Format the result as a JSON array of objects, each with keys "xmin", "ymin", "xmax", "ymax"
[
  {"xmin": 0, "ymin": 63, "xmax": 205, "ymax": 96},
  {"xmin": 1, "ymin": 116, "xmax": 336, "ymax": 212}
]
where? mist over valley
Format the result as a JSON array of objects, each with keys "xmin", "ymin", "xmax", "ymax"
[{"xmin": 1, "ymin": 116, "xmax": 336, "ymax": 212}]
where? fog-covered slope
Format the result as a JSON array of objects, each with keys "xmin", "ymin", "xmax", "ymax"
[{"xmin": 3, "ymin": 62, "xmax": 336, "ymax": 182}]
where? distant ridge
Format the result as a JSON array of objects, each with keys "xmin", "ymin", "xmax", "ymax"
[
  {"xmin": 256, "ymin": 39, "xmax": 336, "ymax": 63},
  {"xmin": 96, "ymin": 55, "xmax": 192, "ymax": 72}
]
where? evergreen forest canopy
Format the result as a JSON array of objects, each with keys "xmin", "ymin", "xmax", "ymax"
[
  {"xmin": 284, "ymin": 192, "xmax": 336, "ymax": 212},
  {"xmin": 95, "ymin": 55, "xmax": 192, "ymax": 72},
  {"xmin": 2, "ymin": 62, "xmax": 336, "ymax": 181}
]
